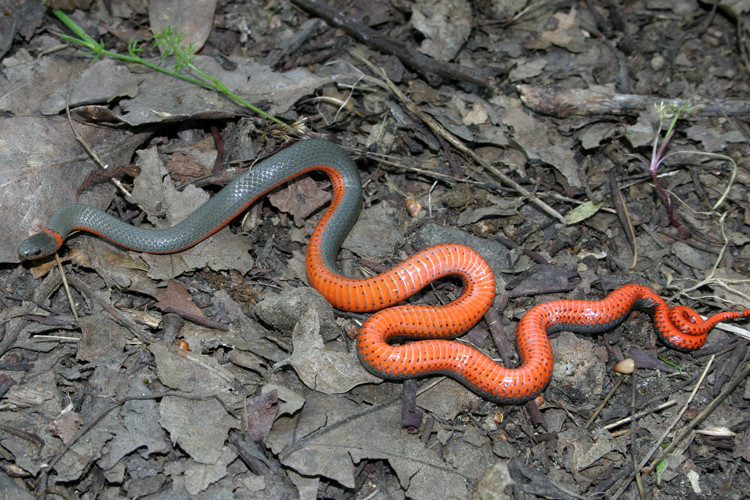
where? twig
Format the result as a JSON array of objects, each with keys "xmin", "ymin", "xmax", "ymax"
[
  {"xmin": 610, "ymin": 356, "xmax": 715, "ymax": 500},
  {"xmin": 608, "ymin": 171, "xmax": 637, "ymax": 268},
  {"xmin": 595, "ymin": 400, "xmax": 677, "ymax": 436},
  {"xmin": 646, "ymin": 356, "xmax": 750, "ymax": 472},
  {"xmin": 64, "ymin": 84, "xmax": 133, "ymax": 199},
  {"xmin": 585, "ymin": 377, "xmax": 624, "ymax": 429},
  {"xmin": 54, "ymin": 253, "xmax": 78, "ymax": 321},
  {"xmin": 349, "ymin": 48, "xmax": 566, "ymax": 224},
  {"xmin": 290, "ymin": 0, "xmax": 500, "ymax": 88},
  {"xmin": 166, "ymin": 342, "xmax": 235, "ymax": 383},
  {"xmin": 630, "ymin": 371, "xmax": 644, "ymax": 498},
  {"xmin": 518, "ymin": 84, "xmax": 750, "ymax": 118},
  {"xmin": 35, "ymin": 392, "xmax": 223, "ymax": 497},
  {"xmin": 0, "ymin": 423, "xmax": 44, "ymax": 452},
  {"xmin": 64, "ymin": 274, "xmax": 148, "ymax": 343},
  {"xmin": 0, "ymin": 273, "xmax": 64, "ymax": 357},
  {"xmin": 363, "ymin": 151, "xmax": 511, "ymax": 193}
]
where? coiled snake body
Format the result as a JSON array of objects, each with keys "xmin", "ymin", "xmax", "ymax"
[{"xmin": 19, "ymin": 140, "xmax": 750, "ymax": 403}]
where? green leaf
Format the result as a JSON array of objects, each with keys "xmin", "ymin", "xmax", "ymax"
[
  {"xmin": 655, "ymin": 459, "xmax": 667, "ymax": 484},
  {"xmin": 565, "ymin": 201, "xmax": 603, "ymax": 224}
]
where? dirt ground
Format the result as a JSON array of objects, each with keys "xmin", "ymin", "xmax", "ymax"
[{"xmin": 1, "ymin": 0, "xmax": 750, "ymax": 498}]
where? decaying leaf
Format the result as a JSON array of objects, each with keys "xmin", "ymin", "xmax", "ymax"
[
  {"xmin": 500, "ymin": 98, "xmax": 583, "ymax": 189},
  {"xmin": 183, "ymin": 446, "xmax": 238, "ymax": 495},
  {"xmin": 268, "ymin": 175, "xmax": 332, "ymax": 226},
  {"xmin": 274, "ymin": 307, "xmax": 381, "ymax": 394},
  {"xmin": 411, "ymin": 0, "xmax": 472, "ymax": 61},
  {"xmin": 50, "ymin": 411, "xmax": 85, "ymax": 444},
  {"xmin": 154, "ymin": 280, "xmax": 210, "ymax": 323},
  {"xmin": 159, "ymin": 396, "xmax": 236, "ymax": 465},
  {"xmin": 245, "ymin": 388, "xmax": 279, "ymax": 442},
  {"xmin": 566, "ymin": 200, "xmax": 604, "ymax": 224},
  {"xmin": 269, "ymin": 393, "xmax": 472, "ymax": 499}
]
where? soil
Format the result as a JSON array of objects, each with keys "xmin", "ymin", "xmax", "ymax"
[{"xmin": 1, "ymin": 1, "xmax": 750, "ymax": 499}]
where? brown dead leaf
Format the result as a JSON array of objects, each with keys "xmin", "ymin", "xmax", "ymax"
[
  {"xmin": 500, "ymin": 98, "xmax": 583, "ymax": 189},
  {"xmin": 685, "ymin": 124, "xmax": 727, "ymax": 152},
  {"xmin": 78, "ymin": 164, "xmax": 140, "ymax": 198},
  {"xmin": 411, "ymin": 0, "xmax": 472, "ymax": 62},
  {"xmin": 558, "ymin": 427, "xmax": 623, "ymax": 471},
  {"xmin": 149, "ymin": 0, "xmax": 217, "ymax": 55},
  {"xmin": 245, "ymin": 388, "xmax": 279, "ymax": 442},
  {"xmin": 274, "ymin": 307, "xmax": 381, "ymax": 394},
  {"xmin": 734, "ymin": 430, "xmax": 750, "ymax": 462},
  {"xmin": 4, "ymin": 115, "xmax": 149, "ymax": 264},
  {"xmin": 540, "ymin": 7, "xmax": 588, "ymax": 53},
  {"xmin": 262, "ymin": 383, "xmax": 306, "ymax": 417},
  {"xmin": 50, "ymin": 411, "xmax": 85, "ymax": 444},
  {"xmin": 73, "ymin": 238, "xmax": 154, "ymax": 293},
  {"xmin": 155, "ymin": 280, "xmax": 228, "ymax": 331},
  {"xmin": 77, "ymin": 315, "xmax": 129, "ymax": 363},
  {"xmin": 159, "ymin": 395, "xmax": 236, "ymax": 465},
  {"xmin": 269, "ymin": 392, "xmax": 471, "ymax": 498},
  {"xmin": 150, "ymin": 343, "xmax": 234, "ymax": 393},
  {"xmin": 184, "ymin": 446, "xmax": 238, "ymax": 495},
  {"xmin": 268, "ymin": 175, "xmax": 332, "ymax": 226},
  {"xmin": 155, "ymin": 281, "xmax": 206, "ymax": 319},
  {"xmin": 166, "ymin": 152, "xmax": 207, "ymax": 183}
]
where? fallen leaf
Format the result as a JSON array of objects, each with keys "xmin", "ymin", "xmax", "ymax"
[
  {"xmin": 154, "ymin": 280, "xmax": 219, "ymax": 329},
  {"xmin": 540, "ymin": 7, "xmax": 588, "ymax": 53},
  {"xmin": 149, "ymin": 0, "xmax": 217, "ymax": 55},
  {"xmin": 129, "ymin": 148, "xmax": 254, "ymax": 279},
  {"xmin": 3, "ymin": 115, "xmax": 148, "ymax": 264},
  {"xmin": 274, "ymin": 307, "xmax": 381, "ymax": 394},
  {"xmin": 565, "ymin": 200, "xmax": 603, "ymax": 224},
  {"xmin": 262, "ymin": 384, "xmax": 306, "ymax": 417},
  {"xmin": 183, "ymin": 446, "xmax": 238, "ymax": 495},
  {"xmin": 159, "ymin": 396, "xmax": 236, "ymax": 465},
  {"xmin": 269, "ymin": 393, "xmax": 471, "ymax": 498},
  {"xmin": 734, "ymin": 430, "xmax": 750, "ymax": 462},
  {"xmin": 268, "ymin": 175, "xmax": 332, "ymax": 226},
  {"xmin": 50, "ymin": 411, "xmax": 85, "ymax": 444},
  {"xmin": 245, "ymin": 388, "xmax": 279, "ymax": 442},
  {"xmin": 500, "ymin": 98, "xmax": 583, "ymax": 189},
  {"xmin": 76, "ymin": 314, "xmax": 129, "ymax": 362},
  {"xmin": 411, "ymin": 0, "xmax": 472, "ymax": 61}
]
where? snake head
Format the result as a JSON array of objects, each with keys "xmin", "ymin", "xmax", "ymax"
[{"xmin": 18, "ymin": 232, "xmax": 60, "ymax": 260}]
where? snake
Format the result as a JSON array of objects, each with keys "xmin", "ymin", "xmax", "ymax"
[{"xmin": 18, "ymin": 139, "xmax": 750, "ymax": 404}]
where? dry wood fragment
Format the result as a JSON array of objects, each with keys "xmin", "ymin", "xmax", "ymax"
[
  {"xmin": 518, "ymin": 84, "xmax": 750, "ymax": 118},
  {"xmin": 291, "ymin": 0, "xmax": 500, "ymax": 88}
]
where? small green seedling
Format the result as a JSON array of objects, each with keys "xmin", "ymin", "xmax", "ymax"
[{"xmin": 632, "ymin": 102, "xmax": 736, "ymax": 226}]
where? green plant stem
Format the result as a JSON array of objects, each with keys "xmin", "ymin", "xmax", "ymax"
[
  {"xmin": 59, "ymin": 34, "xmax": 212, "ymax": 89},
  {"xmin": 53, "ymin": 9, "xmax": 290, "ymax": 131}
]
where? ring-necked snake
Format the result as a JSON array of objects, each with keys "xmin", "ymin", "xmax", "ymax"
[{"xmin": 18, "ymin": 139, "xmax": 750, "ymax": 404}]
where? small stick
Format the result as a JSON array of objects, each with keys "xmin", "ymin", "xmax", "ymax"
[
  {"xmin": 290, "ymin": 0, "xmax": 499, "ymax": 88},
  {"xmin": 518, "ymin": 84, "xmax": 750, "ymax": 118},
  {"xmin": 609, "ymin": 171, "xmax": 637, "ymax": 268},
  {"xmin": 597, "ymin": 400, "xmax": 678, "ymax": 436},
  {"xmin": 54, "ymin": 253, "xmax": 78, "ymax": 321},
  {"xmin": 585, "ymin": 377, "xmax": 624, "ymax": 429},
  {"xmin": 350, "ymin": 48, "xmax": 566, "ymax": 224},
  {"xmin": 610, "ymin": 356, "xmax": 715, "ymax": 500}
]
